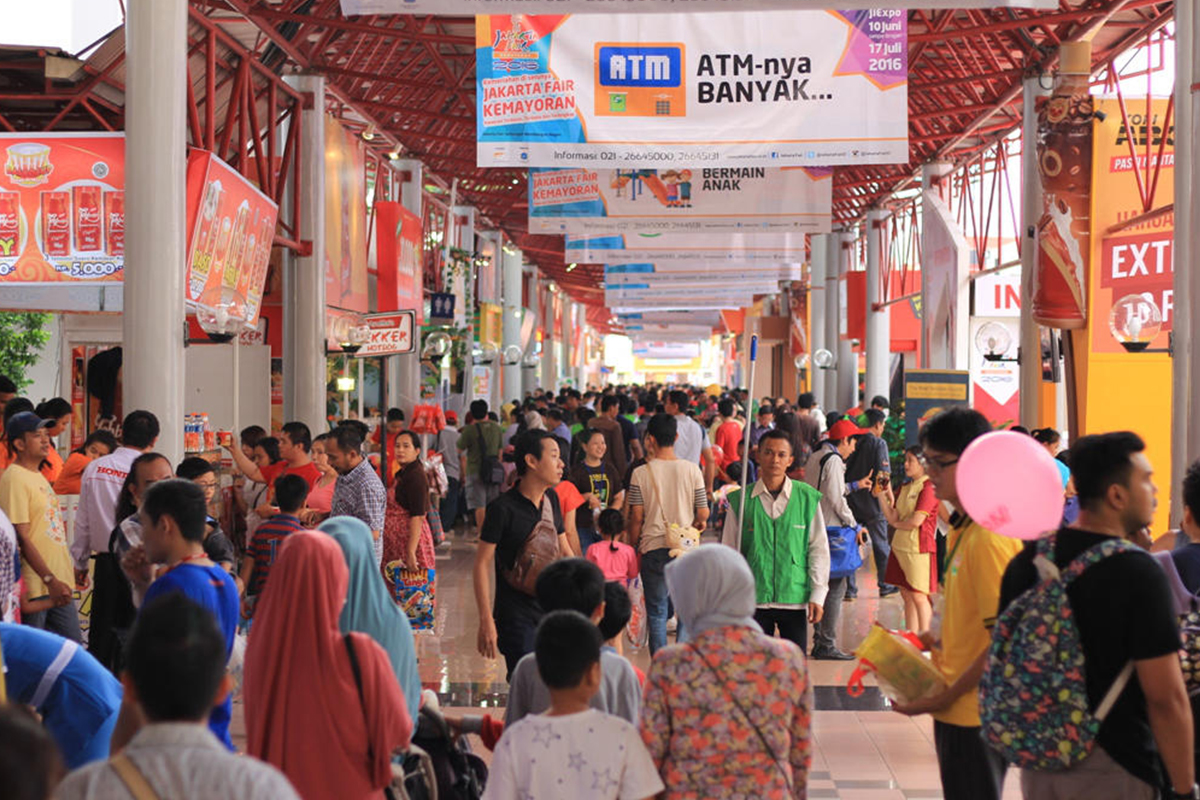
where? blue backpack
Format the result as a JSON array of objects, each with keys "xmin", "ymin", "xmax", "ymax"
[{"xmin": 980, "ymin": 534, "xmax": 1136, "ymax": 770}]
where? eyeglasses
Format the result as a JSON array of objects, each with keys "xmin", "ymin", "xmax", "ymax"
[{"xmin": 923, "ymin": 454, "xmax": 959, "ymax": 472}]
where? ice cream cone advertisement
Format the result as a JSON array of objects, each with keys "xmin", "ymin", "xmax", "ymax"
[
  {"xmin": 0, "ymin": 133, "xmax": 124, "ymax": 284},
  {"xmin": 184, "ymin": 149, "xmax": 279, "ymax": 328},
  {"xmin": 1033, "ymin": 42, "xmax": 1094, "ymax": 329}
]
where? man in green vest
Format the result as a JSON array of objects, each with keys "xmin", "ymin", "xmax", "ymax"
[{"xmin": 720, "ymin": 429, "xmax": 829, "ymax": 650}]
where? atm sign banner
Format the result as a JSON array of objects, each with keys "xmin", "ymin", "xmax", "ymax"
[{"xmin": 476, "ymin": 12, "xmax": 908, "ymax": 168}]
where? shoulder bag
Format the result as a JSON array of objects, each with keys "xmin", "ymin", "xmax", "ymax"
[
  {"xmin": 500, "ymin": 494, "xmax": 561, "ymax": 595},
  {"xmin": 644, "ymin": 461, "xmax": 701, "ymax": 556}
]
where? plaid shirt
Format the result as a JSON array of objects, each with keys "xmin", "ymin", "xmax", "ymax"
[{"xmin": 331, "ymin": 457, "xmax": 387, "ymax": 534}]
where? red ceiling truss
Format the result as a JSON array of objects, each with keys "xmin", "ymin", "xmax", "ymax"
[{"xmin": 0, "ymin": 0, "xmax": 1177, "ymax": 314}]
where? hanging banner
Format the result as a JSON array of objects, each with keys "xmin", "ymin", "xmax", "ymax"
[
  {"xmin": 325, "ymin": 115, "xmax": 369, "ymax": 313},
  {"xmin": 184, "ymin": 149, "xmax": 279, "ymax": 328},
  {"xmin": 529, "ymin": 167, "xmax": 831, "ymax": 233},
  {"xmin": 1089, "ymin": 97, "xmax": 1174, "ymax": 354},
  {"xmin": 375, "ymin": 201, "xmax": 424, "ymax": 321},
  {"xmin": 0, "ymin": 133, "xmax": 125, "ymax": 284},
  {"xmin": 1032, "ymin": 44, "xmax": 1093, "ymax": 330},
  {"xmin": 620, "ymin": 310, "xmax": 722, "ymax": 328},
  {"xmin": 350, "ymin": 0, "xmax": 1053, "ymax": 13},
  {"xmin": 921, "ymin": 190, "xmax": 970, "ymax": 370},
  {"xmin": 633, "ymin": 341, "xmax": 702, "ymax": 360},
  {"xmin": 477, "ymin": 12, "xmax": 908, "ymax": 168},
  {"xmin": 566, "ymin": 231, "xmax": 806, "ymax": 264},
  {"xmin": 604, "ymin": 263, "xmax": 802, "ymax": 287}
]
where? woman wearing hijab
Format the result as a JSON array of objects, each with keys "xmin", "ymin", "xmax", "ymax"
[
  {"xmin": 244, "ymin": 530, "xmax": 411, "ymax": 800},
  {"xmin": 320, "ymin": 516, "xmax": 421, "ymax": 727},
  {"xmin": 640, "ymin": 545, "xmax": 813, "ymax": 799}
]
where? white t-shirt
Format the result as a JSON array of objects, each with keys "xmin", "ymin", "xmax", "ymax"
[
  {"xmin": 71, "ymin": 445, "xmax": 142, "ymax": 570},
  {"xmin": 483, "ymin": 709, "xmax": 663, "ymax": 800},
  {"xmin": 672, "ymin": 414, "xmax": 709, "ymax": 466}
]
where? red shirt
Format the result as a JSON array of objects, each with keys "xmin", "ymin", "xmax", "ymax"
[
  {"xmin": 714, "ymin": 420, "xmax": 743, "ymax": 468},
  {"xmin": 554, "ymin": 481, "xmax": 586, "ymax": 517},
  {"xmin": 261, "ymin": 460, "xmax": 323, "ymax": 493}
]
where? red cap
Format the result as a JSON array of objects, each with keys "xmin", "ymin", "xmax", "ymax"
[
  {"xmin": 445, "ymin": 411, "xmax": 459, "ymax": 424},
  {"xmin": 827, "ymin": 419, "xmax": 867, "ymax": 440}
]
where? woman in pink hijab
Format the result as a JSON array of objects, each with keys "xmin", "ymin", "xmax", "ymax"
[{"xmin": 244, "ymin": 530, "xmax": 411, "ymax": 799}]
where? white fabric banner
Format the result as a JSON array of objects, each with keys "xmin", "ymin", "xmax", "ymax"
[
  {"xmin": 477, "ymin": 12, "xmax": 908, "ymax": 168},
  {"xmin": 530, "ymin": 167, "xmax": 831, "ymax": 233},
  {"xmin": 566, "ymin": 231, "xmax": 806, "ymax": 264},
  {"xmin": 921, "ymin": 190, "xmax": 970, "ymax": 370}
]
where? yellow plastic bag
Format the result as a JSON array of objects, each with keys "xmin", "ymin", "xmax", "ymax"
[{"xmin": 847, "ymin": 623, "xmax": 948, "ymax": 704}]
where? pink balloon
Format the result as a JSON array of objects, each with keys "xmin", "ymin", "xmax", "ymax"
[{"xmin": 955, "ymin": 431, "xmax": 1065, "ymax": 540}]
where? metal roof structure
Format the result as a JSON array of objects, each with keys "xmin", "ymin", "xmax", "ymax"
[{"xmin": 0, "ymin": 0, "xmax": 1177, "ymax": 314}]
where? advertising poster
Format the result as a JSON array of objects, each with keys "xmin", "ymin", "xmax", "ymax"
[
  {"xmin": 375, "ymin": 201, "xmax": 424, "ymax": 321},
  {"xmin": 566, "ymin": 231, "xmax": 806, "ymax": 264},
  {"xmin": 477, "ymin": 12, "xmax": 907, "ymax": 168},
  {"xmin": 1088, "ymin": 97, "xmax": 1174, "ymax": 354},
  {"xmin": 350, "ymin": 0, "xmax": 1054, "ymax": 12},
  {"xmin": 357, "ymin": 311, "xmax": 416, "ymax": 357},
  {"xmin": 184, "ymin": 150, "xmax": 279, "ymax": 328},
  {"xmin": 969, "ymin": 317, "xmax": 1020, "ymax": 426},
  {"xmin": 530, "ymin": 166, "xmax": 831, "ymax": 233},
  {"xmin": 471, "ymin": 364, "xmax": 492, "ymax": 400},
  {"xmin": 0, "ymin": 133, "xmax": 124, "ymax": 284},
  {"xmin": 325, "ymin": 115, "xmax": 369, "ymax": 312},
  {"xmin": 921, "ymin": 190, "xmax": 970, "ymax": 370},
  {"xmin": 904, "ymin": 369, "xmax": 970, "ymax": 446},
  {"xmin": 633, "ymin": 341, "xmax": 702, "ymax": 360},
  {"xmin": 605, "ymin": 263, "xmax": 802, "ymax": 282},
  {"xmin": 1032, "ymin": 46, "xmax": 1093, "ymax": 330}
]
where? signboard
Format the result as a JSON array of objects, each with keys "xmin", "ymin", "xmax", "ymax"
[
  {"xmin": 429, "ymin": 292, "xmax": 456, "ymax": 323},
  {"xmin": 184, "ymin": 149, "xmax": 279, "ymax": 328},
  {"xmin": 1089, "ymin": 98, "xmax": 1174, "ymax": 354},
  {"xmin": 969, "ymin": 317, "xmax": 1019, "ymax": 426},
  {"xmin": 477, "ymin": 12, "xmax": 908, "ymax": 168},
  {"xmin": 566, "ymin": 231, "xmax": 806, "ymax": 264},
  {"xmin": 972, "ymin": 270, "xmax": 1021, "ymax": 318},
  {"xmin": 325, "ymin": 115, "xmax": 369, "ymax": 312},
  {"xmin": 471, "ymin": 364, "xmax": 492, "ymax": 400},
  {"xmin": 0, "ymin": 133, "xmax": 124, "ymax": 284},
  {"xmin": 375, "ymin": 201, "xmax": 424, "ymax": 321},
  {"xmin": 632, "ymin": 340, "xmax": 701, "ymax": 360},
  {"xmin": 904, "ymin": 369, "xmax": 970, "ymax": 446},
  {"xmin": 529, "ymin": 167, "xmax": 832, "ymax": 233},
  {"xmin": 358, "ymin": 311, "xmax": 416, "ymax": 357},
  {"xmin": 921, "ymin": 190, "xmax": 970, "ymax": 369},
  {"xmin": 350, "ymin": 0, "xmax": 1055, "ymax": 12}
]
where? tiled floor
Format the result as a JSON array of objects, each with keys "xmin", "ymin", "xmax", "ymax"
[{"xmin": 234, "ymin": 529, "xmax": 1022, "ymax": 798}]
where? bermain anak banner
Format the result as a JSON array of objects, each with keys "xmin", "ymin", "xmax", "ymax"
[
  {"xmin": 345, "ymin": 1, "xmax": 1055, "ymax": 16},
  {"xmin": 528, "ymin": 166, "xmax": 832, "ymax": 233},
  {"xmin": 477, "ymin": 11, "xmax": 907, "ymax": 169},
  {"xmin": 566, "ymin": 231, "xmax": 806, "ymax": 264}
]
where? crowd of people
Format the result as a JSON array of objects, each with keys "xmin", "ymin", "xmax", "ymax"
[{"xmin": 1, "ymin": 372, "xmax": 1200, "ymax": 800}]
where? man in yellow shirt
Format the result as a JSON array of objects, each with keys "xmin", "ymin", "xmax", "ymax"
[
  {"xmin": 0, "ymin": 412, "xmax": 77, "ymax": 641},
  {"xmin": 892, "ymin": 407, "xmax": 1020, "ymax": 800}
]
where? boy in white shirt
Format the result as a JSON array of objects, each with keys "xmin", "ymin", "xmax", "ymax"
[{"xmin": 484, "ymin": 610, "xmax": 662, "ymax": 800}]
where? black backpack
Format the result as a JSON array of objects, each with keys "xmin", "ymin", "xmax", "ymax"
[
  {"xmin": 410, "ymin": 706, "xmax": 488, "ymax": 800},
  {"xmin": 475, "ymin": 424, "xmax": 504, "ymax": 485},
  {"xmin": 86, "ymin": 523, "xmax": 137, "ymax": 675}
]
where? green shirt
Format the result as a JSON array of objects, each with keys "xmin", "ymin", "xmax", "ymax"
[
  {"xmin": 456, "ymin": 421, "xmax": 503, "ymax": 476},
  {"xmin": 727, "ymin": 480, "xmax": 822, "ymax": 605}
]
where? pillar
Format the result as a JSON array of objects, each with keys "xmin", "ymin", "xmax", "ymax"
[
  {"xmin": 501, "ymin": 244, "xmax": 523, "ymax": 404},
  {"xmin": 282, "ymin": 74, "xmax": 328, "ymax": 434},
  {"xmin": 836, "ymin": 230, "xmax": 859, "ymax": 411},
  {"xmin": 809, "ymin": 235, "xmax": 828, "ymax": 411},
  {"xmin": 124, "ymin": 0, "xmax": 187, "ymax": 463},
  {"xmin": 865, "ymin": 208, "xmax": 890, "ymax": 404},
  {"xmin": 540, "ymin": 282, "xmax": 558, "ymax": 392},
  {"xmin": 1172, "ymin": 1, "xmax": 1198, "ymax": 523},
  {"xmin": 920, "ymin": 161, "xmax": 955, "ymax": 369},
  {"xmin": 388, "ymin": 159, "xmax": 422, "ymax": 418},
  {"xmin": 1020, "ymin": 77, "xmax": 1049, "ymax": 429},
  {"xmin": 823, "ymin": 234, "xmax": 840, "ymax": 413}
]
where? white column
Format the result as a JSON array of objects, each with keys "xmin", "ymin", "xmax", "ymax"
[
  {"xmin": 809, "ymin": 234, "xmax": 828, "ymax": 410},
  {"xmin": 124, "ymin": 0, "xmax": 187, "ymax": 464},
  {"xmin": 540, "ymin": 283, "xmax": 558, "ymax": 392},
  {"xmin": 1173, "ymin": 1, "xmax": 1198, "ymax": 524},
  {"xmin": 865, "ymin": 208, "xmax": 890, "ymax": 404},
  {"xmin": 823, "ymin": 234, "xmax": 841, "ymax": 412},
  {"xmin": 837, "ymin": 231, "xmax": 859, "ymax": 411},
  {"xmin": 389, "ymin": 159, "xmax": 422, "ymax": 417},
  {"xmin": 920, "ymin": 161, "xmax": 955, "ymax": 369},
  {"xmin": 282, "ymin": 74, "xmax": 327, "ymax": 434},
  {"xmin": 1020, "ymin": 77, "xmax": 1049, "ymax": 429},
  {"xmin": 501, "ymin": 244, "xmax": 523, "ymax": 404}
]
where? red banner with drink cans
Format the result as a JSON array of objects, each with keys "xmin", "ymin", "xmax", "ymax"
[
  {"xmin": 0, "ymin": 133, "xmax": 124, "ymax": 284},
  {"xmin": 184, "ymin": 149, "xmax": 279, "ymax": 328},
  {"xmin": 375, "ymin": 201, "xmax": 424, "ymax": 321}
]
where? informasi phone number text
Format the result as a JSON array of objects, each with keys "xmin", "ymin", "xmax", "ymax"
[{"xmin": 553, "ymin": 149, "xmax": 721, "ymax": 163}]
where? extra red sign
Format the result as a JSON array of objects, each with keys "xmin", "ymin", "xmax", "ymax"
[{"xmin": 358, "ymin": 311, "xmax": 416, "ymax": 356}]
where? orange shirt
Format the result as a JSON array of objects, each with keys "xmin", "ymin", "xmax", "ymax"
[
  {"xmin": 53, "ymin": 452, "xmax": 93, "ymax": 495},
  {"xmin": 40, "ymin": 443, "xmax": 63, "ymax": 485}
]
